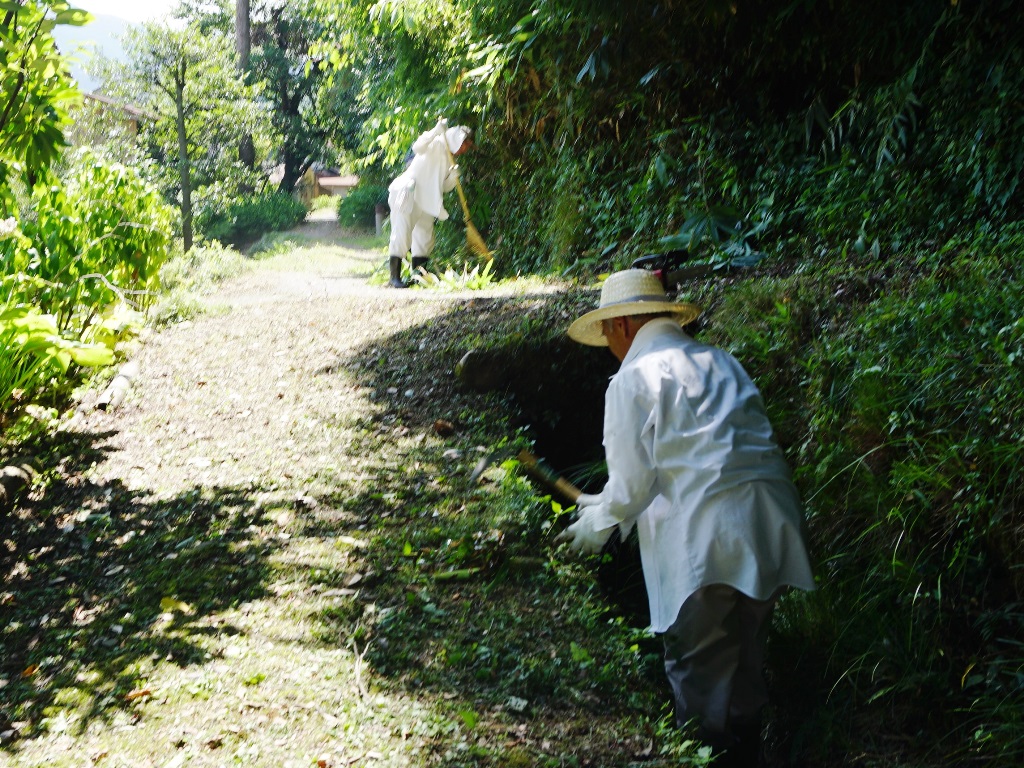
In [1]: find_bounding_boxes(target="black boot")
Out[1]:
[411,256,428,280]
[388,256,407,288]
[696,720,764,768]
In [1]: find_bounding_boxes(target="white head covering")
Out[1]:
[445,126,471,154]
[567,269,702,346]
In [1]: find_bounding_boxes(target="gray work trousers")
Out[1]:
[661,584,777,736]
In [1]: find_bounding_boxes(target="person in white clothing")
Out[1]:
[557,268,816,765]
[386,118,473,288]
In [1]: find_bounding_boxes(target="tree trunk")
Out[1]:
[236,0,255,170]
[235,0,251,69]
[174,62,193,252]
[281,153,303,194]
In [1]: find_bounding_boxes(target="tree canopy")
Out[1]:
[0,0,88,206]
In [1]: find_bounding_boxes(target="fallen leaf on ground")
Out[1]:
[338,535,368,549]
[160,597,193,615]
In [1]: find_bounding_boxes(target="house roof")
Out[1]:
[318,175,360,188]
[83,92,159,122]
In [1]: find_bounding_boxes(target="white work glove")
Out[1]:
[554,496,614,554]
[443,164,460,193]
[434,117,448,138]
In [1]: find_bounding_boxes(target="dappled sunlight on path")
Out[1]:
[3,209,655,768]
[2,221,486,767]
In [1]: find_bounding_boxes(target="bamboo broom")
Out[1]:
[517,450,582,504]
[445,145,492,260]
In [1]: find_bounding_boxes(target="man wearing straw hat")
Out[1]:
[386,118,473,288]
[557,268,816,765]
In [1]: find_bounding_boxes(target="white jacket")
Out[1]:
[388,126,460,221]
[586,318,816,631]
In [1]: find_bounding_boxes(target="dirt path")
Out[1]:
[3,214,678,768]
[81,221,443,494]
[3,216,515,766]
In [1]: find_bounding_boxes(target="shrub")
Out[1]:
[230,192,307,240]
[336,182,387,228]
[707,229,1024,762]
[0,303,113,428]
[3,149,174,339]
[0,150,169,428]
[194,191,307,246]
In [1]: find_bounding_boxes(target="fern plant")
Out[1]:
[412,259,495,291]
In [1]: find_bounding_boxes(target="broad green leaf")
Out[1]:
[9,313,59,334]
[570,642,593,665]
[54,9,92,26]
[63,343,114,367]
[53,348,72,373]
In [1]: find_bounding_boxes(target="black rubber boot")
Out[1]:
[388,256,407,288]
[696,720,764,768]
[411,256,428,279]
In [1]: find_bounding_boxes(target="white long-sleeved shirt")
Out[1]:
[388,127,458,221]
[586,317,816,632]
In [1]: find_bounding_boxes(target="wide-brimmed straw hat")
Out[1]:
[567,269,702,347]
